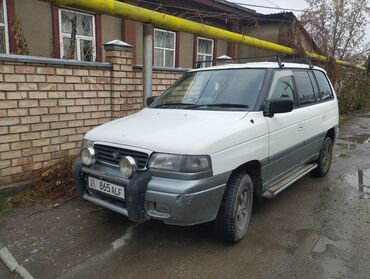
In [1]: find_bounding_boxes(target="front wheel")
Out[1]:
[312,137,333,177]
[215,172,253,243]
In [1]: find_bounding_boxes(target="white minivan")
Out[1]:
[73,62,339,242]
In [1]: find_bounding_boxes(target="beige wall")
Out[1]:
[101,15,122,61]
[12,1,303,66]
[135,22,143,65]
[179,32,193,68]
[238,24,280,58]
[14,0,53,57]
[217,40,228,57]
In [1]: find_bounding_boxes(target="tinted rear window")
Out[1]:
[294,71,316,105]
[314,71,333,101]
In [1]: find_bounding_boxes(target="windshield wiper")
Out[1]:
[185,103,249,110]
[152,103,195,108]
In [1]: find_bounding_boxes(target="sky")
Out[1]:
[228,0,370,48]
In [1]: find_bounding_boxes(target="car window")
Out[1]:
[202,69,265,106]
[151,69,266,110]
[308,71,320,100]
[269,71,295,101]
[314,70,333,101]
[164,71,212,104]
[294,70,316,105]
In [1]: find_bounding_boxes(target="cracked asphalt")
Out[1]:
[0,112,369,279]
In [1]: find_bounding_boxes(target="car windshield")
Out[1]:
[150,68,266,110]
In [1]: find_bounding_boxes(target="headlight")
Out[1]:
[81,147,95,166]
[81,139,93,150]
[119,156,137,178]
[148,153,211,173]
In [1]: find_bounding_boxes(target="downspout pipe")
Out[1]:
[41,0,367,71]
[143,24,153,104]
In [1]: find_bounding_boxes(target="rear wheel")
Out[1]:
[312,137,333,177]
[215,171,253,243]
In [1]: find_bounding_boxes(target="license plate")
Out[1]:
[88,177,125,200]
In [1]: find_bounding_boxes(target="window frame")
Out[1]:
[0,0,9,54]
[58,8,96,62]
[196,37,214,68]
[153,28,176,68]
[293,69,317,107]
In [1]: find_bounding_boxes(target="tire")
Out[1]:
[215,171,253,243]
[312,137,333,177]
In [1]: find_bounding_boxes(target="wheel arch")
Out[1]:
[228,160,263,204]
[326,127,335,143]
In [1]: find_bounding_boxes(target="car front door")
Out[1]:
[263,70,305,185]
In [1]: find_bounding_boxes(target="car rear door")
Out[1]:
[293,69,321,160]
[264,69,305,184]
[295,69,337,161]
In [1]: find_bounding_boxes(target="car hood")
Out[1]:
[85,108,249,154]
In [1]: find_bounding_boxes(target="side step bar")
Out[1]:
[262,163,318,198]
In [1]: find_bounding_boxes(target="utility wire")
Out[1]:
[264,0,280,9]
[134,0,294,23]
[228,2,305,12]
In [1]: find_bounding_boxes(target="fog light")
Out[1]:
[119,156,137,178]
[155,202,171,214]
[81,147,95,166]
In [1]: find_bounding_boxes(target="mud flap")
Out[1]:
[126,171,152,223]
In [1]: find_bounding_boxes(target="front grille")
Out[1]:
[94,144,149,170]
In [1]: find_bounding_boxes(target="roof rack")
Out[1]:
[275,55,285,68]
[194,54,317,69]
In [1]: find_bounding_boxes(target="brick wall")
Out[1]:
[0,43,185,186]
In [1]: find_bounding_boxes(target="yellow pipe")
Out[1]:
[42,0,367,71]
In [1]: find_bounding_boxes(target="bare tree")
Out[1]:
[301,0,370,60]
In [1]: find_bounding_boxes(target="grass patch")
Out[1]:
[339,98,370,127]
[0,197,14,217]
[339,114,353,126]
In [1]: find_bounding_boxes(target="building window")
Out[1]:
[197,37,214,68]
[59,9,95,61]
[0,0,9,54]
[154,28,176,68]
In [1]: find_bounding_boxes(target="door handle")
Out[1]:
[323,114,327,121]
[298,124,303,131]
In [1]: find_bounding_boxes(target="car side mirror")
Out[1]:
[146,96,157,107]
[264,99,293,117]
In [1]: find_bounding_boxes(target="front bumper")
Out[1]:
[73,159,230,226]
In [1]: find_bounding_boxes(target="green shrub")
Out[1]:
[336,73,370,114]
